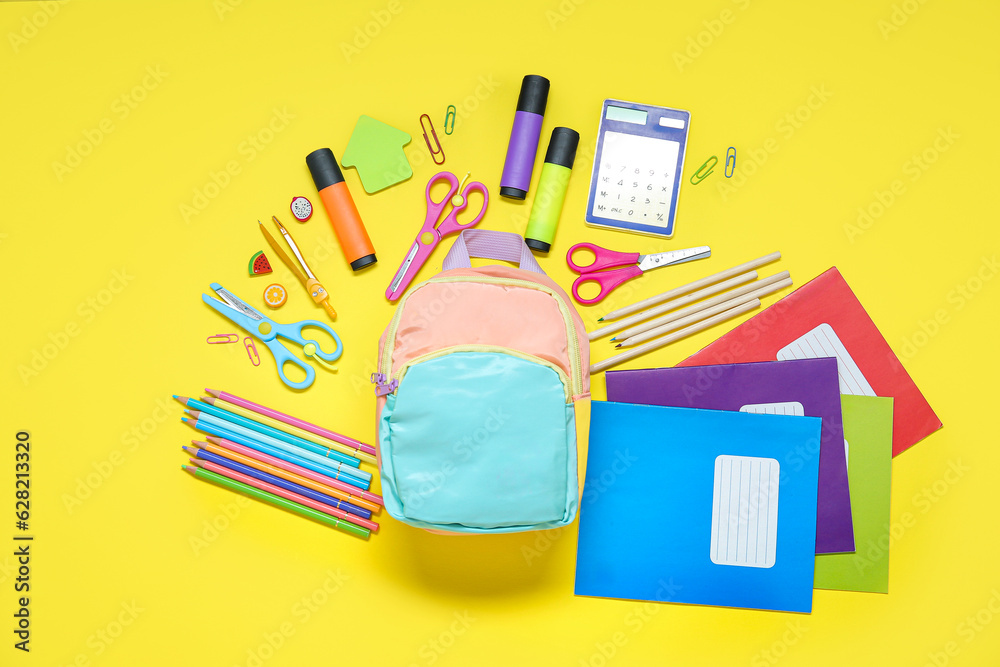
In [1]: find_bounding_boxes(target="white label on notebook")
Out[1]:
[844,439,850,472]
[739,401,805,417]
[711,455,780,569]
[776,323,876,396]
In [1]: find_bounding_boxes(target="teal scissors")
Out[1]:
[202,282,342,390]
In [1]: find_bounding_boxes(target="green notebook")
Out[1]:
[814,395,894,593]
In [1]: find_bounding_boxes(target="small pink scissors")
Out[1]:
[566,243,711,305]
[386,171,489,301]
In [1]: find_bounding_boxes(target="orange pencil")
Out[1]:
[191,436,382,513]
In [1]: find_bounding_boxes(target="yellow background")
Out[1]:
[2,0,998,665]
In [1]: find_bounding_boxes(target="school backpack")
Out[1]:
[373,229,590,534]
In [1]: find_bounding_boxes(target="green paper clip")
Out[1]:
[690,155,718,185]
[444,105,456,135]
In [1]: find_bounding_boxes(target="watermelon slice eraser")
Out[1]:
[249,251,273,275]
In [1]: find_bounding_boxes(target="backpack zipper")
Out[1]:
[377,276,584,396]
[384,344,572,402]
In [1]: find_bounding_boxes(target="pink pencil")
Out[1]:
[189,459,379,533]
[206,388,377,457]
[205,436,383,507]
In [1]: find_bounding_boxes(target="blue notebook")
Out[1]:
[575,401,822,613]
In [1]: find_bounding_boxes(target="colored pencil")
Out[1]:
[184,445,373,520]
[185,411,371,487]
[615,275,793,347]
[182,465,369,539]
[174,395,362,468]
[588,272,757,341]
[182,417,370,491]
[199,395,376,465]
[204,436,382,509]
[590,300,761,374]
[205,388,376,457]
[598,251,781,321]
[188,459,378,533]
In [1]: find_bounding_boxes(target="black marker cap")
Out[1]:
[525,238,551,253]
[516,75,550,116]
[499,186,528,199]
[305,148,345,190]
[350,253,377,271]
[544,127,579,169]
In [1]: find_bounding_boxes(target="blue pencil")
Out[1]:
[173,395,361,468]
[182,446,372,520]
[181,417,371,491]
[186,410,371,487]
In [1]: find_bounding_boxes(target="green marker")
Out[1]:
[525,127,580,253]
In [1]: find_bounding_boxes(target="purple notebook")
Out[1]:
[606,358,854,554]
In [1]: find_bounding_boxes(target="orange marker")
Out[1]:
[305,148,376,271]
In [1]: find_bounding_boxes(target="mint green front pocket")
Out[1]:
[379,350,577,533]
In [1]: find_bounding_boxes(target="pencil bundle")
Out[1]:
[589,252,792,373]
[176,389,381,539]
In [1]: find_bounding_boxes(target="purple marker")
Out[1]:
[499,75,550,200]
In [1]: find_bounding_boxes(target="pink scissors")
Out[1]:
[566,242,711,305]
[386,171,489,301]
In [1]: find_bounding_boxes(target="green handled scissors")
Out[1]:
[202,282,342,390]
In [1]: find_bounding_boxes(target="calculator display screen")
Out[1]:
[590,131,679,229]
[606,105,648,125]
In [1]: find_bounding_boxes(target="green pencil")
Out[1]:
[182,465,370,540]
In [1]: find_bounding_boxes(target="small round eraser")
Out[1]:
[263,283,287,308]
[290,196,313,222]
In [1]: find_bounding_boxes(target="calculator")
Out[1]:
[585,99,691,238]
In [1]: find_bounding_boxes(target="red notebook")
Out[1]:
[679,267,941,456]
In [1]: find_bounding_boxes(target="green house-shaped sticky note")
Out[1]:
[341,115,412,194]
[814,395,894,593]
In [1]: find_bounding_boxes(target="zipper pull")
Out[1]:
[370,373,398,397]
